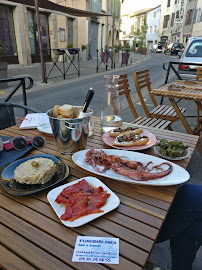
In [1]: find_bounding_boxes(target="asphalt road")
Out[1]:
[6,53,176,115]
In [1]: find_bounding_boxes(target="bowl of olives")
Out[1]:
[154,139,190,160]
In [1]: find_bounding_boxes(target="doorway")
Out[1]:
[27,10,50,63]
[89,21,98,58]
[67,18,74,45]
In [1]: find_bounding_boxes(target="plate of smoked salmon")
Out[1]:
[47,176,120,227]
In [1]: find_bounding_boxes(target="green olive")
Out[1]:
[31,161,39,168]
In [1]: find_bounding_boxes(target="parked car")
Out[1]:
[150,44,163,53]
[178,37,202,80]
[164,43,184,55]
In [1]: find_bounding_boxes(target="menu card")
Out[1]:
[72,236,119,264]
[19,113,49,129]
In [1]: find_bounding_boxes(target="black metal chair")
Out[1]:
[0,102,41,130]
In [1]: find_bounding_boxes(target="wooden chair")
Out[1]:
[118,74,172,129]
[133,69,186,129]
[0,102,41,130]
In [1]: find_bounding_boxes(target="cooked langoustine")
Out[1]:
[85,149,173,181]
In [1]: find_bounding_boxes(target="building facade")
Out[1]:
[146,5,161,50]
[0,0,121,65]
[158,0,188,45]
[192,0,202,37]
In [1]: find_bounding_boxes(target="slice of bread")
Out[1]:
[53,105,60,118]
[58,104,74,118]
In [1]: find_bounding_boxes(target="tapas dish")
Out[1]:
[47,176,120,227]
[72,149,190,186]
[102,129,156,150]
[154,139,190,161]
[0,154,70,195]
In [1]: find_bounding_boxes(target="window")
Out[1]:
[163,15,170,28]
[200,9,202,22]
[167,0,170,7]
[59,28,66,42]
[175,0,177,3]
[153,11,156,18]
[185,9,194,25]
[171,13,175,26]
[149,26,152,33]
[176,11,179,19]
[193,9,198,23]
[154,26,157,33]
[185,40,202,57]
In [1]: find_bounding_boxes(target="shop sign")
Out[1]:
[174,0,184,24]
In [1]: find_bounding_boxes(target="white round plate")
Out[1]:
[154,145,190,161]
[37,123,53,135]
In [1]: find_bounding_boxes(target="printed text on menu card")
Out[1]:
[72,236,119,264]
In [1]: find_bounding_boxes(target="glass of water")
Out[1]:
[101,75,122,133]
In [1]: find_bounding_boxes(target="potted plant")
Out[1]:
[102,45,109,64]
[0,41,8,88]
[122,44,130,65]
[81,44,87,61]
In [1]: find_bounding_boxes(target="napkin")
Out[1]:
[0,135,33,168]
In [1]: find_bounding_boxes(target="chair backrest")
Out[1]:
[196,67,202,81]
[118,74,139,119]
[133,69,158,117]
[0,102,41,130]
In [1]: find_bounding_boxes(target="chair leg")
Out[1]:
[144,260,153,270]
[167,125,173,131]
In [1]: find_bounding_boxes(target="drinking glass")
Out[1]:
[101,75,122,133]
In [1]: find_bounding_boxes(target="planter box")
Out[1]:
[138,48,147,55]
[0,62,8,89]
[82,50,87,61]
[101,52,109,64]
[122,53,130,65]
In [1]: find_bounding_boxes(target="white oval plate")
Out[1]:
[47,176,120,227]
[154,145,190,161]
[72,149,190,186]
[37,123,53,135]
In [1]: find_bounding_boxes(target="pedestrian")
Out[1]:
[155,184,202,270]
[135,42,138,53]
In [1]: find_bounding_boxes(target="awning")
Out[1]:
[8,0,111,17]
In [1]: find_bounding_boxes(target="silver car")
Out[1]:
[178,37,202,80]
[150,44,163,53]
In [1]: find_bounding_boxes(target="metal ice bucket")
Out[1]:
[47,106,93,154]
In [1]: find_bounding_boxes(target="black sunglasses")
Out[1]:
[4,136,45,151]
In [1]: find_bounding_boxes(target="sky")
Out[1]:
[121,0,161,15]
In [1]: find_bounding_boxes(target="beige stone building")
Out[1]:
[0,0,121,65]
[192,0,202,37]
[158,0,188,45]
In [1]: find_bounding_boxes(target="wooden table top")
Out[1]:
[151,80,202,101]
[0,118,199,270]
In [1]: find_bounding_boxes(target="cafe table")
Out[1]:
[0,117,199,270]
[150,80,202,154]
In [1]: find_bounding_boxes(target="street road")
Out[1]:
[8,53,177,119]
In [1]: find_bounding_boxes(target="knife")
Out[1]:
[83,88,94,113]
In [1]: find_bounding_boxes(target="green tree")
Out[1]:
[134,19,148,48]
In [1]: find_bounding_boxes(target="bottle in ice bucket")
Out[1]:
[101,75,122,133]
